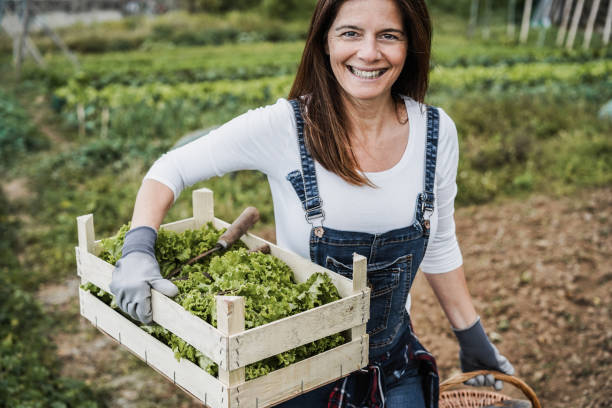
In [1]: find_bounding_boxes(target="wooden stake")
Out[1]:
[583,0,602,49]
[15,0,30,79]
[566,0,585,49]
[520,0,534,43]
[556,0,575,46]
[101,107,109,139]
[77,103,85,137]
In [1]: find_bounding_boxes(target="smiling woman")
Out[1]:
[326,0,408,102]
[289,0,432,184]
[108,0,515,407]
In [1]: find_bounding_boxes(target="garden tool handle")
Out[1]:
[248,244,271,254]
[218,206,260,248]
[440,370,541,408]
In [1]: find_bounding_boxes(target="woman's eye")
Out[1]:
[341,31,359,38]
[381,33,400,40]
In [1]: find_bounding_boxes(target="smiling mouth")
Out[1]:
[347,65,388,79]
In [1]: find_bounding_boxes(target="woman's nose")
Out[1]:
[357,36,380,61]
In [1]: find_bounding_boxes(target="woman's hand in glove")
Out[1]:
[109,226,179,324]
[453,316,515,391]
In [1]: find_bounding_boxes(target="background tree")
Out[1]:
[566,0,585,49]
[556,0,575,45]
[604,0,612,45]
[520,0,534,43]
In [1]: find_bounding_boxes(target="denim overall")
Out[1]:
[276,100,440,408]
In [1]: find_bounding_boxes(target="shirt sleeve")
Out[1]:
[144,98,294,202]
[420,108,463,274]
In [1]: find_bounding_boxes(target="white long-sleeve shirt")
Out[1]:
[146,96,463,278]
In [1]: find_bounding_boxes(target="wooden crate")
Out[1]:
[76,188,370,408]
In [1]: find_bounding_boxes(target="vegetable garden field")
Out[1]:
[0,4,610,408]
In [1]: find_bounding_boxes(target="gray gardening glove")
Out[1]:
[109,226,179,324]
[453,316,515,391]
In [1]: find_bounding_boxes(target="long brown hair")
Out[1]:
[289,0,432,186]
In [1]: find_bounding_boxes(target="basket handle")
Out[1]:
[440,370,541,408]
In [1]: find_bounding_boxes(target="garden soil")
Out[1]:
[34,188,612,408]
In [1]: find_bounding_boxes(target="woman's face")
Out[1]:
[326,0,407,104]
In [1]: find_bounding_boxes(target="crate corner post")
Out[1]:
[216,295,246,408]
[350,253,368,344]
[193,188,214,228]
[77,213,95,253]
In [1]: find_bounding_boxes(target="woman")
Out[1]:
[109,0,514,407]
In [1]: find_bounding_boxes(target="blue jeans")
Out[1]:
[274,365,425,408]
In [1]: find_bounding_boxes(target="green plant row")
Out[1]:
[52,60,611,117]
[430,59,612,92]
[53,75,295,115]
[89,222,345,380]
[21,37,611,90]
[24,42,303,90]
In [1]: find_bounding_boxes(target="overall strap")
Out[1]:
[416,106,440,236]
[287,99,325,224]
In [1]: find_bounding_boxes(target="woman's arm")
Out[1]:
[131,179,175,230]
[424,264,477,330]
[426,265,515,390]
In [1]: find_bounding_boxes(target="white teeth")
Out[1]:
[349,66,386,79]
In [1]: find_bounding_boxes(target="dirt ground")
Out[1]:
[34,188,612,408]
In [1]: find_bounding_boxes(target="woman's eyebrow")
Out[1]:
[381,28,405,35]
[334,25,405,35]
[334,25,362,31]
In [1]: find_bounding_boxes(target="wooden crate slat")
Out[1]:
[76,247,113,292]
[79,288,225,408]
[212,218,354,298]
[229,290,369,369]
[76,247,228,369]
[151,290,228,369]
[160,217,196,233]
[231,334,369,408]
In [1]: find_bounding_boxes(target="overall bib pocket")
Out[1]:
[325,255,412,338]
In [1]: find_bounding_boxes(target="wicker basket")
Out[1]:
[439,370,541,408]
